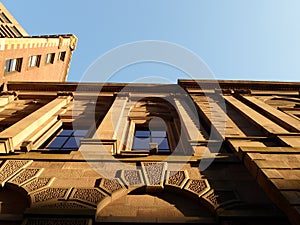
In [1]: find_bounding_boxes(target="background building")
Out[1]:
[0,2,77,84]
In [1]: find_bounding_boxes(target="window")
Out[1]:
[28,55,41,68]
[5,58,22,73]
[45,53,55,64]
[46,129,88,150]
[58,51,66,61]
[0,13,11,23]
[132,128,170,153]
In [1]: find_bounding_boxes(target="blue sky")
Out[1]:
[2,0,300,83]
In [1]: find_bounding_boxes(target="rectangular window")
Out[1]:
[0,13,11,23]
[58,51,66,61]
[132,128,170,153]
[5,58,22,73]
[45,53,55,64]
[46,129,88,150]
[28,55,41,68]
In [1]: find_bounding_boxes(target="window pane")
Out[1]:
[152,137,169,150]
[73,130,88,137]
[58,129,74,136]
[135,130,150,137]
[151,131,166,137]
[10,58,16,71]
[47,136,68,149]
[62,137,80,149]
[5,59,11,72]
[132,137,150,150]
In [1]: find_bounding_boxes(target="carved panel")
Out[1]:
[202,189,240,210]
[22,177,53,193]
[98,178,127,200]
[22,218,92,225]
[69,188,108,206]
[165,170,189,189]
[120,169,145,189]
[141,162,167,191]
[8,168,42,186]
[0,160,32,186]
[34,201,94,209]
[31,187,70,203]
[184,179,210,197]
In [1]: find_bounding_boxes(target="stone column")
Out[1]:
[224,95,289,135]
[92,95,129,155]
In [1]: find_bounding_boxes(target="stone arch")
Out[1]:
[94,162,241,220]
[128,97,182,153]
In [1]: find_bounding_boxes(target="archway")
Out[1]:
[96,190,215,223]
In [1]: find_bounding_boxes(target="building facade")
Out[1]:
[0,80,299,225]
[0,3,77,84]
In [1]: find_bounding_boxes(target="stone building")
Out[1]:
[0,3,77,84]
[1,3,300,225]
[0,80,299,225]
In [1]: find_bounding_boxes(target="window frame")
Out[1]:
[132,126,171,154]
[5,58,22,73]
[58,51,66,61]
[45,53,55,64]
[43,128,88,151]
[28,55,41,68]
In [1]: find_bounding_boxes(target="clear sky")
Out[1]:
[2,0,300,83]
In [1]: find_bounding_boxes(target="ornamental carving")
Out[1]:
[184,179,210,197]
[0,160,32,185]
[120,169,144,187]
[165,170,189,189]
[8,168,41,186]
[141,162,167,190]
[31,188,69,203]
[23,218,91,225]
[69,188,107,206]
[22,177,53,193]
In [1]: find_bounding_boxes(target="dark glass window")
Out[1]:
[45,53,55,64]
[5,58,22,72]
[132,128,170,153]
[46,129,88,150]
[28,55,41,68]
[58,51,66,61]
